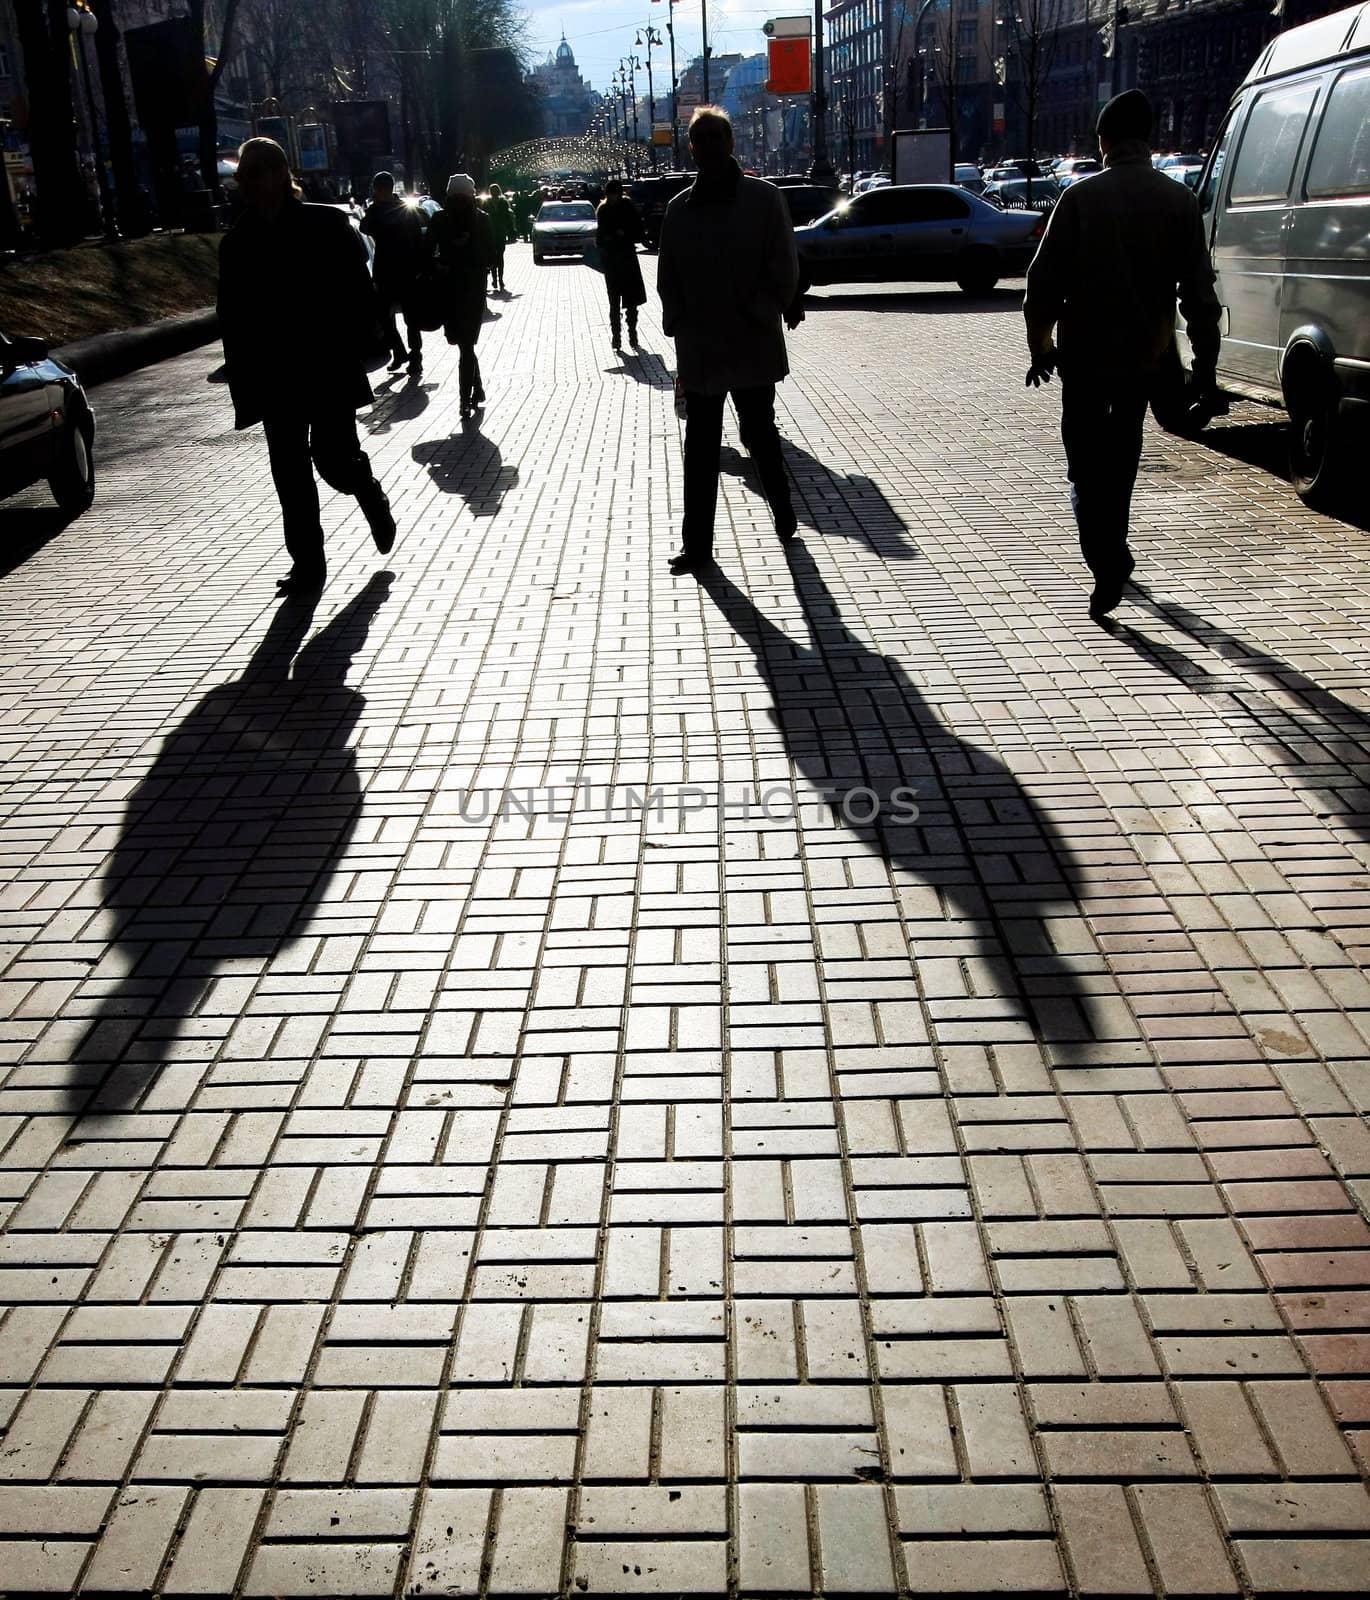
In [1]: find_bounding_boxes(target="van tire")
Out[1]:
[1290,390,1351,512]
[49,416,95,517]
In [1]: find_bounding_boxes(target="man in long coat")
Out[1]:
[657,106,800,575]
[218,138,396,598]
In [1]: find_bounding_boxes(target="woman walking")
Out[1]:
[595,179,646,351]
[429,172,495,418]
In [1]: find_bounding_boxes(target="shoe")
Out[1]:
[776,509,798,544]
[359,483,396,555]
[668,550,715,576]
[1088,554,1135,620]
[276,568,324,598]
[387,354,406,372]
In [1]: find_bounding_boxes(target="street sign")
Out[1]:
[766,37,811,94]
[652,124,673,146]
[763,16,811,36]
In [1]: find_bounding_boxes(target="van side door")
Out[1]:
[1284,62,1370,377]
[1214,78,1320,392]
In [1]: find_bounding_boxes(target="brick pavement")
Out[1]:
[1,244,1368,1596]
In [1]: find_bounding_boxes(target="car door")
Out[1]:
[0,338,57,498]
[1214,78,1320,389]
[824,193,887,280]
[890,187,974,279]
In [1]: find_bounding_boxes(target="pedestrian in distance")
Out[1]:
[360,170,426,377]
[1023,88,1221,621]
[596,178,646,351]
[485,183,514,292]
[657,105,802,576]
[428,172,495,420]
[217,137,396,601]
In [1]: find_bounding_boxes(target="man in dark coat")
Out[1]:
[596,178,646,350]
[360,169,425,375]
[485,183,515,291]
[218,137,396,599]
[1024,89,1222,619]
[657,106,801,576]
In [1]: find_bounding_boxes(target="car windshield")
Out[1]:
[539,203,594,221]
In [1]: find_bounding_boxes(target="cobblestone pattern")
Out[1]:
[0,248,1367,1596]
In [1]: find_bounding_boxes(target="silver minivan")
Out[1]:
[1196,1,1370,508]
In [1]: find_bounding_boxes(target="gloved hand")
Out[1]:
[1188,363,1224,422]
[1025,349,1057,388]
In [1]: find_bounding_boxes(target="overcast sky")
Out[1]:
[523,0,785,97]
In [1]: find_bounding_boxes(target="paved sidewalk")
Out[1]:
[1,245,1368,1597]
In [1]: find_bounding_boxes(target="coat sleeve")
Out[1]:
[1023,189,1079,356]
[1176,196,1221,373]
[656,205,684,337]
[747,186,798,325]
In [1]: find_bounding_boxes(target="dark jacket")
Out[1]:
[360,194,424,299]
[595,196,646,306]
[217,197,377,429]
[657,159,798,394]
[427,203,495,345]
[1024,141,1222,378]
[485,196,515,247]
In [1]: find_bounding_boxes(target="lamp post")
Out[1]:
[809,0,835,180]
[638,26,662,170]
[666,5,681,166]
[66,1,118,238]
[626,53,643,171]
[701,0,711,101]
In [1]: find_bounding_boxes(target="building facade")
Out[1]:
[528,36,597,139]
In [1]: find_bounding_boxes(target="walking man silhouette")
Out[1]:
[1023,89,1221,619]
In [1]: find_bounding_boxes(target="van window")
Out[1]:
[1227,83,1318,204]
[1199,110,1235,213]
[1305,65,1370,198]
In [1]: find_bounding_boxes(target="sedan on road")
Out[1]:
[0,331,96,516]
[795,184,1045,295]
[532,200,597,264]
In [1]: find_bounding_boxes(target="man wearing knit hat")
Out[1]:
[1023,87,1222,620]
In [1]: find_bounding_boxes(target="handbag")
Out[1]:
[407,268,447,333]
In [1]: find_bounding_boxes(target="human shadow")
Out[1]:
[1106,579,1370,853]
[606,348,672,389]
[719,441,918,561]
[699,546,1101,1049]
[69,573,393,1114]
[412,420,519,517]
[0,505,74,579]
[365,374,437,435]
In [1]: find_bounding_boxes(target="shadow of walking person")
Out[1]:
[699,547,1103,1053]
[412,420,519,518]
[69,573,394,1115]
[719,441,918,561]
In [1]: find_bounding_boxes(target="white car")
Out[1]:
[532,200,597,264]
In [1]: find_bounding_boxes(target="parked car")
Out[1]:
[954,163,987,194]
[854,173,893,195]
[989,158,1052,179]
[983,176,1063,212]
[0,331,95,516]
[531,199,597,263]
[1053,157,1101,187]
[630,174,694,250]
[795,183,1044,294]
[778,184,845,226]
[1155,152,1205,170]
[1179,0,1370,508]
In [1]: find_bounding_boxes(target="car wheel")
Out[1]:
[48,415,95,516]
[533,250,543,264]
[1290,387,1351,512]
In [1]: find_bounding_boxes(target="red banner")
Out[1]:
[766,37,811,94]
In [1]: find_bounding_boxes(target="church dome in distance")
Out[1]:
[556,34,575,65]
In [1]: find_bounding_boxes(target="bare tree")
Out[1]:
[924,0,972,167]
[1000,0,1067,194]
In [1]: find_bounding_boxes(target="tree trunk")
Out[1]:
[88,0,144,233]
[14,0,90,245]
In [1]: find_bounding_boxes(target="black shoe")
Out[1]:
[359,483,396,555]
[1088,554,1135,620]
[776,509,799,544]
[387,354,406,372]
[668,550,715,576]
[276,568,324,598]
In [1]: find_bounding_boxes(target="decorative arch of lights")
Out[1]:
[488,135,633,181]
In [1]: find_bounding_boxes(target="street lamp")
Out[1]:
[626,53,643,169]
[637,26,663,170]
[66,1,119,238]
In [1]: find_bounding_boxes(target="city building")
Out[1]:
[527,35,598,138]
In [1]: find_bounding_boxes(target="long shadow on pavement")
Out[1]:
[720,441,918,561]
[700,544,1099,1050]
[69,573,393,1114]
[413,418,519,518]
[0,505,75,579]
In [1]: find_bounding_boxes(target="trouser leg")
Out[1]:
[459,344,477,405]
[1061,374,1146,579]
[681,391,727,558]
[733,384,794,533]
[626,297,638,342]
[403,312,422,363]
[262,412,325,578]
[607,283,622,344]
[308,407,377,500]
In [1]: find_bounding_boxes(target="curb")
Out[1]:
[53,306,220,389]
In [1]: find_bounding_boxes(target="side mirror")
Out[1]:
[1,334,48,372]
